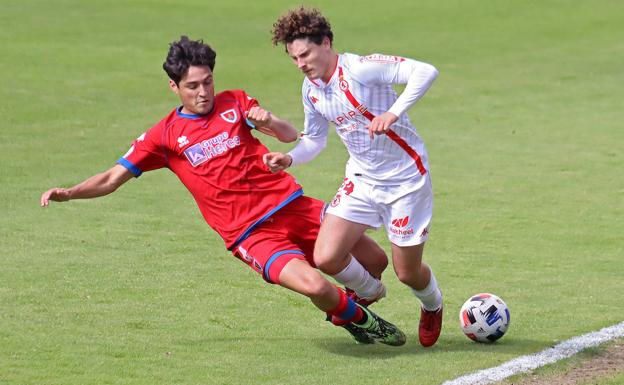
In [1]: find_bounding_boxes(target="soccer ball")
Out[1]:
[459,293,510,343]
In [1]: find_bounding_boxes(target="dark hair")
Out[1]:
[163,36,216,84]
[271,6,333,48]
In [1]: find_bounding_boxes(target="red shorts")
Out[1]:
[231,196,326,284]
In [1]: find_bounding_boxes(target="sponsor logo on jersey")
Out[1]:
[333,109,362,126]
[177,135,189,148]
[183,131,241,167]
[310,95,319,104]
[361,54,406,63]
[219,109,238,123]
[348,123,363,133]
[183,143,208,167]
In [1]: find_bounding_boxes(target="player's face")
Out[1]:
[287,37,335,82]
[169,65,215,115]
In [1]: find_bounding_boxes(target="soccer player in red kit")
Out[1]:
[40,36,404,345]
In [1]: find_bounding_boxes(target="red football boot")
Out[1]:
[419,306,443,347]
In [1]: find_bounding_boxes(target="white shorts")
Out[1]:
[325,173,433,246]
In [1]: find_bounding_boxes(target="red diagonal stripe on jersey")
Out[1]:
[386,131,427,175]
[338,67,427,176]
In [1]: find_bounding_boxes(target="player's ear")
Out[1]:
[169,79,179,95]
[322,36,332,49]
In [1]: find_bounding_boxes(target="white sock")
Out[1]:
[332,256,385,300]
[411,270,442,311]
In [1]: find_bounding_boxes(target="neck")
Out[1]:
[321,53,339,83]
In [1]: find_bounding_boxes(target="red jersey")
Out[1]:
[118,89,303,249]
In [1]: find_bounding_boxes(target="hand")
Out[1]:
[367,112,398,140]
[246,106,273,128]
[40,188,71,207]
[263,152,292,173]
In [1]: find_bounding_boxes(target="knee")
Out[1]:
[395,266,420,287]
[298,271,334,298]
[315,257,339,275]
[314,246,348,275]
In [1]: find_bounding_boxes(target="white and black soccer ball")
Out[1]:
[459,293,510,343]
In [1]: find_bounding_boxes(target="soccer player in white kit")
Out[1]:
[268,7,444,347]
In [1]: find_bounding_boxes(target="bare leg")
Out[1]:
[349,233,388,279]
[278,258,340,311]
[391,242,430,290]
[391,241,442,347]
[314,213,369,274]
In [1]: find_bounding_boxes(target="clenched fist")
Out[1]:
[263,152,292,173]
[246,106,273,128]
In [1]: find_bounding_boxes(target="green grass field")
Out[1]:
[1,1,623,384]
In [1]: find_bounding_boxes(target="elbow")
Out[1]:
[429,65,439,81]
[105,171,131,195]
[284,133,299,143]
[280,131,299,143]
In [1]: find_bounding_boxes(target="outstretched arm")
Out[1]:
[263,134,327,173]
[41,164,134,207]
[246,106,298,143]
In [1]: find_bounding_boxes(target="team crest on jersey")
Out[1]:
[339,79,349,92]
[219,109,238,123]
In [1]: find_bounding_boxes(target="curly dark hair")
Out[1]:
[271,6,333,48]
[163,36,216,84]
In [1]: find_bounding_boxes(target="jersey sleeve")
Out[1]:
[238,90,260,129]
[351,53,439,117]
[301,82,329,139]
[286,82,330,166]
[117,124,168,177]
[287,133,327,166]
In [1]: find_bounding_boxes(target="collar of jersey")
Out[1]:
[308,54,341,89]
[176,106,209,120]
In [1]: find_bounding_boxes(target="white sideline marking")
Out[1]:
[443,321,624,385]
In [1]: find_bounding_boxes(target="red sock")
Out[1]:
[326,287,364,325]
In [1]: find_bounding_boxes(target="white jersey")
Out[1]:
[300,52,438,185]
